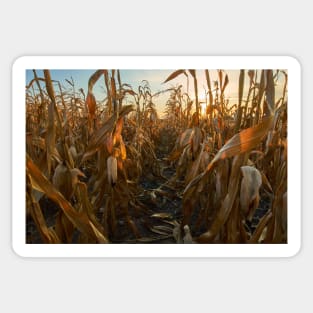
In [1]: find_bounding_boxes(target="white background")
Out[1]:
[1,1,309,312]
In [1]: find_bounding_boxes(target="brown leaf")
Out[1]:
[114,115,123,143]
[215,116,272,160]
[197,155,244,243]
[188,70,196,78]
[81,105,134,163]
[184,116,273,194]
[88,70,106,93]
[123,89,137,96]
[27,154,108,243]
[248,211,273,243]
[185,143,204,184]
[221,74,229,93]
[215,159,230,206]
[86,92,96,117]
[106,133,114,154]
[120,138,127,160]
[248,70,255,85]
[150,225,173,236]
[179,128,193,148]
[163,70,186,84]
[27,178,60,243]
[151,213,172,219]
[191,127,202,157]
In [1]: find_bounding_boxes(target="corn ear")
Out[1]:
[107,156,118,186]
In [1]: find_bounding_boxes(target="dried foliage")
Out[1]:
[26,69,288,244]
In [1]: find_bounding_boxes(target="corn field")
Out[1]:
[26,69,287,244]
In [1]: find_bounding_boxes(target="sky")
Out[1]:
[26,69,287,115]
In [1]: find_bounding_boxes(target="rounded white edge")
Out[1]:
[11,55,301,258]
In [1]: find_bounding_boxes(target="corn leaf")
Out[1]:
[26,154,108,243]
[184,116,273,194]
[163,70,186,84]
[81,105,134,163]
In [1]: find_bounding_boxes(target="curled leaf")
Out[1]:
[163,70,186,84]
[184,116,273,194]
[81,105,134,163]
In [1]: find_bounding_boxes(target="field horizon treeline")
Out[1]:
[26,69,287,244]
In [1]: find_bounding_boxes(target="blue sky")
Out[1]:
[26,69,286,115]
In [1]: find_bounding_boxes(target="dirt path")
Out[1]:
[108,152,182,243]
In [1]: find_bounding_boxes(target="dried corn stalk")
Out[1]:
[27,154,108,243]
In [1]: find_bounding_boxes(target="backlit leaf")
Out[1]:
[163,70,186,84]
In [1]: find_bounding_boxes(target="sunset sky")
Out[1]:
[26,69,287,115]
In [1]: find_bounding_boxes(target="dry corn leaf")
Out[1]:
[163,70,186,84]
[184,116,273,194]
[150,225,172,236]
[180,128,193,148]
[88,70,106,93]
[169,129,193,162]
[81,105,134,163]
[120,138,127,160]
[215,159,230,205]
[217,116,273,161]
[261,172,273,193]
[151,212,172,219]
[197,155,244,243]
[191,127,202,157]
[221,74,229,94]
[27,154,108,243]
[69,145,77,163]
[58,212,74,243]
[248,70,255,85]
[199,150,210,171]
[126,218,140,239]
[114,117,123,143]
[248,211,273,243]
[188,70,196,78]
[185,143,204,184]
[27,179,60,243]
[106,133,114,154]
[31,137,46,150]
[86,92,96,118]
